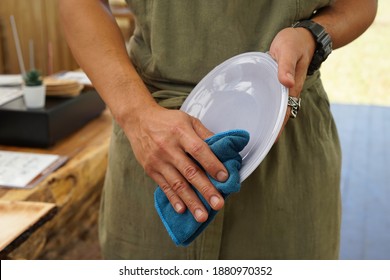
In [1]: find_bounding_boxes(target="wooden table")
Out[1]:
[0,201,57,258]
[0,109,112,259]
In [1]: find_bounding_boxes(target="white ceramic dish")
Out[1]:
[181,52,288,182]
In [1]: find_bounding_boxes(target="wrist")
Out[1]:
[292,20,333,75]
[293,27,317,59]
[105,79,159,131]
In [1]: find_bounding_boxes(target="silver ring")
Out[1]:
[287,96,301,118]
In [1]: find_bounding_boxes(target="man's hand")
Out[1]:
[122,104,228,223]
[268,26,316,138]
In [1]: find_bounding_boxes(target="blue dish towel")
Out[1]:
[154,129,250,246]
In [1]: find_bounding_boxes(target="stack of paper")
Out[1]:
[54,71,92,86]
[0,88,23,106]
[0,151,67,188]
[44,77,84,97]
[0,75,23,87]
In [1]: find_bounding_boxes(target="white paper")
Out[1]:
[55,71,92,86]
[0,88,23,106]
[0,151,67,188]
[0,75,23,86]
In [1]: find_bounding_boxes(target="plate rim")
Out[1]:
[181,51,288,182]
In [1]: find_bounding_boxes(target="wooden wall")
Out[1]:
[0,0,79,75]
[0,22,4,73]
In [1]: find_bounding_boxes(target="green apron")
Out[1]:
[99,0,341,259]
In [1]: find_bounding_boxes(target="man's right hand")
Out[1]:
[122,104,229,223]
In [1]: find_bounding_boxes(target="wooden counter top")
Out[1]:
[0,201,57,258]
[0,109,112,259]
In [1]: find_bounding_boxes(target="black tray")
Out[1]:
[0,90,106,147]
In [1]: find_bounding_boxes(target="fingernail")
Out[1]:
[174,203,184,213]
[210,195,220,208]
[195,209,204,221]
[217,171,228,182]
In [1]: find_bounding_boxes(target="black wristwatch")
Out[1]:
[293,20,332,75]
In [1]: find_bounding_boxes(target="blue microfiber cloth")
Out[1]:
[154,129,250,246]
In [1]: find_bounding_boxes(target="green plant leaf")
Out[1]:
[24,69,43,86]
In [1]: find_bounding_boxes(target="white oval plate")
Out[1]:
[181,52,288,182]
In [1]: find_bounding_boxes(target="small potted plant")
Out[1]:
[23,69,46,109]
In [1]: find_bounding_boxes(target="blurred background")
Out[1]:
[0,0,388,259]
[322,1,389,106]
[322,1,390,260]
[0,0,133,75]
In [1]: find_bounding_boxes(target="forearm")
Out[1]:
[312,0,378,49]
[59,0,157,127]
[60,1,230,222]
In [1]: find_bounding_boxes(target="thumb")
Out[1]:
[268,50,296,89]
[277,54,296,89]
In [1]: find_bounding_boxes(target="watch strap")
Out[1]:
[293,20,332,75]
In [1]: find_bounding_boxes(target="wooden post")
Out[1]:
[0,18,4,74]
[0,0,79,75]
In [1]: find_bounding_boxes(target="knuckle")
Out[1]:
[166,191,177,203]
[142,157,159,175]
[143,163,155,176]
[160,183,171,193]
[198,184,214,197]
[171,180,187,193]
[202,160,217,173]
[154,137,168,152]
[183,164,200,181]
[191,117,201,127]
[184,198,197,211]
[188,141,206,156]
[170,124,184,137]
